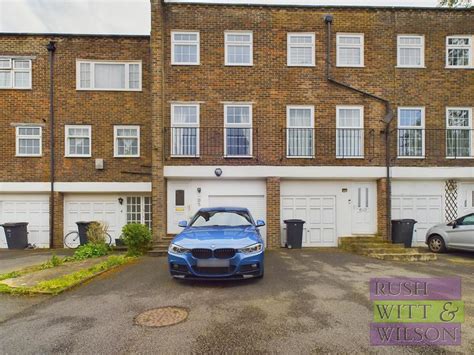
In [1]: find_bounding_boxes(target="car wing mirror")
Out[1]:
[452,221,458,229]
[178,220,188,228]
[256,220,265,228]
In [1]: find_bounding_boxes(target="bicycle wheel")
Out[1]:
[104,232,113,246]
[64,231,81,249]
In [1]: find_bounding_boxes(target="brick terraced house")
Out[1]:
[0,0,473,249]
[0,35,152,247]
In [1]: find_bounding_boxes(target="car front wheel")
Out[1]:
[428,235,446,253]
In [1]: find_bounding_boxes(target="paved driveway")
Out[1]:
[0,249,74,274]
[0,249,473,354]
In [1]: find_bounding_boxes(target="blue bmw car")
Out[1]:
[168,207,265,280]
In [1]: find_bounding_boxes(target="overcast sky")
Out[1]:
[0,0,444,35]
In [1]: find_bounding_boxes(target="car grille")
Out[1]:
[193,266,236,275]
[214,248,236,259]
[191,248,213,259]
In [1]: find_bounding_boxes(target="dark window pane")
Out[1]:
[175,190,185,206]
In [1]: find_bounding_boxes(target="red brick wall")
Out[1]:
[150,0,167,240]
[0,35,152,183]
[157,3,473,168]
[266,177,281,248]
[377,178,389,240]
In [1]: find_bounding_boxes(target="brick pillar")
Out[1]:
[150,0,166,242]
[51,191,64,248]
[376,178,389,240]
[152,172,167,242]
[266,177,281,249]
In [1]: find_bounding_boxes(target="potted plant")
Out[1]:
[115,236,126,247]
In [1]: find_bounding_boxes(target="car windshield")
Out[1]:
[190,210,254,227]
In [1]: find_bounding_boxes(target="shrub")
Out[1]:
[41,254,65,269]
[121,223,152,256]
[86,222,108,244]
[73,243,110,260]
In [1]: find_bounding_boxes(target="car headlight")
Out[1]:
[238,243,263,254]
[168,243,190,254]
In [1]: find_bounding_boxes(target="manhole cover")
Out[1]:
[134,306,188,327]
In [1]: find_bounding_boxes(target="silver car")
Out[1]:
[426,213,474,253]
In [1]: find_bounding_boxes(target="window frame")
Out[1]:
[0,58,32,90]
[170,103,200,157]
[287,33,316,67]
[446,107,473,159]
[114,125,140,158]
[224,31,254,66]
[15,126,42,157]
[335,105,365,159]
[75,60,142,91]
[397,35,425,68]
[64,125,92,158]
[336,33,365,68]
[224,103,253,158]
[126,196,152,230]
[286,105,315,158]
[171,31,200,66]
[446,35,473,69]
[397,107,426,159]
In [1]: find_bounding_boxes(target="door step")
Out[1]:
[148,236,173,257]
[369,253,437,262]
[339,235,437,262]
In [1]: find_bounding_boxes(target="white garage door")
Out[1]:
[281,196,336,247]
[64,197,123,246]
[392,196,443,245]
[0,196,50,248]
[208,195,266,243]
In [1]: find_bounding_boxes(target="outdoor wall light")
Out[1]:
[215,168,223,177]
[118,197,124,205]
[197,187,201,193]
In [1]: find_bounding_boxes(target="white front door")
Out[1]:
[351,183,373,234]
[461,185,474,216]
[169,184,189,234]
[281,196,336,247]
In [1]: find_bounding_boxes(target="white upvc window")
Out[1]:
[76,60,142,91]
[224,104,252,157]
[171,31,200,65]
[0,58,32,89]
[397,107,425,158]
[397,35,425,68]
[171,103,200,157]
[126,196,152,230]
[225,31,253,66]
[65,125,91,157]
[336,33,364,67]
[16,126,42,156]
[446,107,473,158]
[446,36,473,68]
[287,33,315,67]
[286,106,314,158]
[114,125,140,157]
[336,106,364,158]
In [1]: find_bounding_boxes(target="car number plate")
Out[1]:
[197,259,230,267]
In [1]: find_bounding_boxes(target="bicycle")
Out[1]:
[63,230,113,249]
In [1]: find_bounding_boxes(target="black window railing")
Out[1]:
[165,127,257,158]
[396,128,474,159]
[285,128,373,159]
